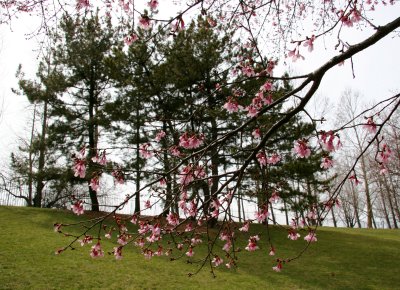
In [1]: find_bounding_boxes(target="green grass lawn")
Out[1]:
[0,206,399,289]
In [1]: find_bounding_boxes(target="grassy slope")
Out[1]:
[0,206,399,290]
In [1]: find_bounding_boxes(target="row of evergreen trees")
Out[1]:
[11,12,332,225]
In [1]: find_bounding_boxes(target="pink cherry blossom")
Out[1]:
[147,0,158,11]
[320,156,334,169]
[169,146,182,157]
[269,191,280,203]
[219,230,232,242]
[112,169,124,185]
[74,159,86,178]
[293,139,311,158]
[303,35,315,52]
[380,165,389,175]
[288,47,304,62]
[98,150,107,165]
[179,165,194,186]
[288,229,300,240]
[117,234,129,246]
[261,81,273,91]
[377,144,392,164]
[186,200,197,217]
[139,143,153,159]
[349,174,361,186]
[54,223,62,232]
[351,9,362,23]
[89,176,100,192]
[166,213,180,226]
[79,235,93,246]
[212,256,224,267]
[340,11,354,27]
[319,131,338,152]
[307,210,317,220]
[272,262,283,272]
[185,222,193,232]
[193,165,206,179]
[304,231,317,243]
[246,105,259,117]
[72,200,84,215]
[191,236,203,245]
[76,0,90,10]
[252,94,264,109]
[269,246,275,256]
[256,152,267,167]
[239,221,250,232]
[266,60,276,74]
[138,221,150,234]
[130,214,138,224]
[252,128,261,139]
[155,130,166,142]
[90,242,104,258]
[363,117,377,134]
[242,65,255,77]
[113,246,123,260]
[255,206,269,223]
[222,241,232,252]
[151,223,161,236]
[267,153,280,165]
[155,246,163,256]
[143,249,154,259]
[135,238,145,248]
[186,247,194,257]
[263,94,273,105]
[139,15,151,30]
[245,235,260,251]
[124,33,138,46]
[179,132,204,149]
[207,17,217,27]
[223,97,240,113]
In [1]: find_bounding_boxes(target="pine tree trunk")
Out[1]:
[34,100,48,208]
[134,106,141,214]
[87,83,99,212]
[27,104,37,207]
[162,121,172,216]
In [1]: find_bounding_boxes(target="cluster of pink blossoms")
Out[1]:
[364,117,377,134]
[245,235,260,251]
[73,146,86,178]
[222,97,240,113]
[256,152,281,167]
[90,242,104,258]
[179,132,204,149]
[139,143,153,159]
[255,205,269,223]
[293,139,311,158]
[304,231,318,243]
[124,33,138,46]
[76,0,90,10]
[71,200,84,215]
[377,143,392,174]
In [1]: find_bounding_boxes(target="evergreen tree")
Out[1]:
[45,12,119,211]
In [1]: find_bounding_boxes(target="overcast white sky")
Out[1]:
[1,4,399,165]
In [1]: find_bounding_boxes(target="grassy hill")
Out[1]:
[0,206,399,289]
